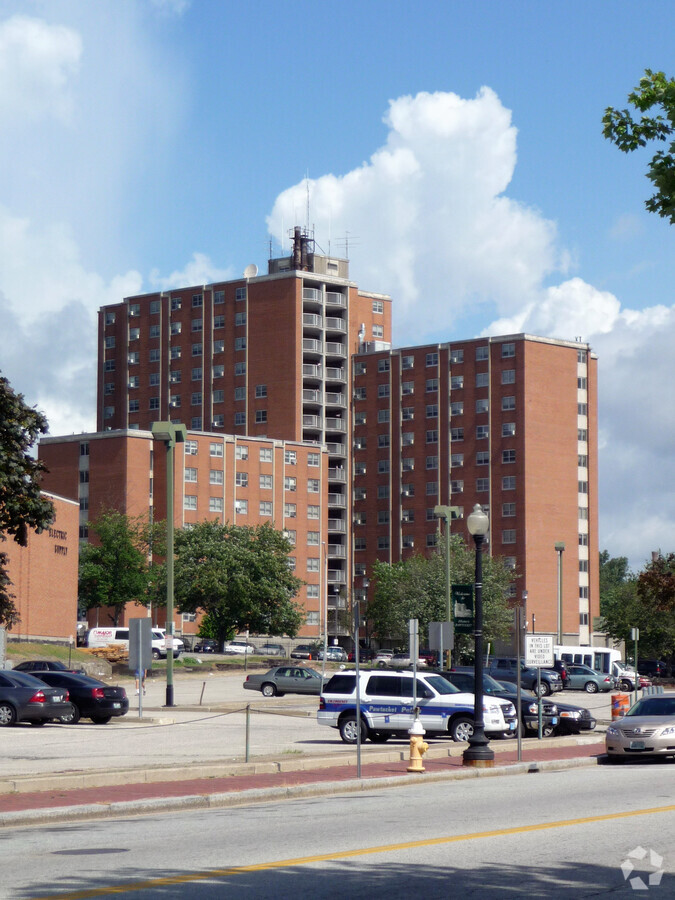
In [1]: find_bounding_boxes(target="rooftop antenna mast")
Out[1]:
[305,173,310,232]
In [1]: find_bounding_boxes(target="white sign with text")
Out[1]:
[525,634,554,668]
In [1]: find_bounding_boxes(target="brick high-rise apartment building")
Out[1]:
[351,335,599,643]
[95,229,391,632]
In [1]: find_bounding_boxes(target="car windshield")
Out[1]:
[425,675,460,694]
[4,670,48,687]
[628,697,675,717]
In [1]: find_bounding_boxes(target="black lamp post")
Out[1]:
[463,503,494,767]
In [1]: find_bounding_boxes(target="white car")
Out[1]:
[223,640,257,655]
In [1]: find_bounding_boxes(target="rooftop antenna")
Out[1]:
[305,173,311,232]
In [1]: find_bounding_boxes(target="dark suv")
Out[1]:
[637,659,670,678]
[487,658,563,696]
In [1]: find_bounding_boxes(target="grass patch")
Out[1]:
[6,641,91,665]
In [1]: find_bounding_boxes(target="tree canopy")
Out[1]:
[0,374,54,627]
[171,520,305,647]
[603,69,675,224]
[78,510,156,626]
[366,536,514,659]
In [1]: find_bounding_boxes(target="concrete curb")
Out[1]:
[0,753,602,828]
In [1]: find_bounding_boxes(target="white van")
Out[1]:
[86,627,184,659]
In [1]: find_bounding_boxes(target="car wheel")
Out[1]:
[585,681,599,694]
[339,715,367,744]
[533,682,549,697]
[377,660,387,668]
[261,683,277,697]
[542,723,556,738]
[450,716,474,742]
[152,649,161,660]
[59,705,80,725]
[0,703,17,726]
[620,679,633,692]
[91,716,111,724]
[369,731,391,743]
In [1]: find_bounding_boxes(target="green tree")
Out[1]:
[78,510,155,625]
[171,520,304,648]
[367,536,514,658]
[0,375,54,627]
[603,69,675,224]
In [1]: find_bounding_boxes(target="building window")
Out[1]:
[355,412,367,426]
[192,343,202,357]
[354,537,366,551]
[579,533,589,546]
[169,347,180,361]
[235,362,246,376]
[502,529,516,544]
[402,510,415,523]
[377,537,390,550]
[185,440,198,455]
[401,381,414,395]
[307,479,320,493]
[377,485,389,499]
[476,373,489,388]
[255,410,267,424]
[307,558,320,573]
[190,392,202,406]
[285,450,297,465]
[476,478,489,492]
[373,324,384,338]
[235,287,246,301]
[170,322,182,336]
[212,414,224,427]
[578,376,587,390]
[209,497,223,513]
[211,390,224,404]
[104,360,116,372]
[451,375,464,390]
[426,378,438,392]
[502,449,516,464]
[578,454,588,467]
[502,475,516,490]
[184,496,197,511]
[192,293,203,308]
[501,342,515,358]
[259,448,272,463]
[579,559,589,572]
[502,423,516,437]
[214,290,224,305]
[258,474,272,490]
[372,300,384,314]
[354,361,367,376]
[213,315,225,329]
[476,425,489,439]
[235,499,248,515]
[307,505,320,518]
[451,427,464,441]
[426,404,438,418]
[451,480,464,493]
[255,384,267,399]
[476,346,489,361]
[402,483,415,497]
[234,412,246,426]
[149,397,159,410]
[378,359,390,372]
[236,472,249,488]
[105,312,116,326]
[377,460,390,474]
[378,434,390,448]
[171,297,182,311]
[502,369,515,385]
[104,382,115,395]
[378,384,390,398]
[308,452,320,467]
[402,355,414,369]
[578,428,588,441]
[306,531,320,546]
[128,352,140,365]
[502,396,515,411]
[354,387,367,400]
[425,352,438,367]
[355,462,366,475]
[426,482,438,495]
[209,442,223,457]
[451,453,464,467]
[284,503,297,518]
[427,534,439,548]
[129,399,140,413]
[210,469,224,485]
[128,303,140,317]
[284,476,297,492]
[578,402,588,416]
[426,430,438,443]
[426,456,438,470]
[192,318,203,333]
[191,367,202,381]
[235,311,246,325]
[235,337,247,351]
[214,340,225,353]
[105,336,115,349]
[503,502,516,517]
[184,467,198,483]
[191,417,202,429]
[578,481,588,493]
[476,398,489,414]
[402,407,414,421]
[450,349,464,364]
[402,432,414,446]
[579,586,589,599]
[450,401,463,416]
[259,501,272,516]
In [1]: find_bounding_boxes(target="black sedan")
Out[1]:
[13,660,85,674]
[0,670,73,726]
[493,678,596,735]
[243,666,325,697]
[441,669,559,736]
[28,671,129,724]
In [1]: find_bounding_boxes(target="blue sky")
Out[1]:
[1,0,674,570]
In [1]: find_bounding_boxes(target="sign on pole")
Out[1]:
[452,585,474,634]
[525,634,554,668]
[129,617,153,673]
[429,621,454,652]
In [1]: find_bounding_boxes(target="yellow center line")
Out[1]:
[31,802,675,900]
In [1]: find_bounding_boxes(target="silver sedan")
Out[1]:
[606,692,675,760]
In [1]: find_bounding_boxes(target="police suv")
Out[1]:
[317,669,518,744]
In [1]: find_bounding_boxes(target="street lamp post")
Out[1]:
[555,542,565,645]
[463,503,494,767]
[151,421,187,708]
[362,577,370,654]
[433,504,459,668]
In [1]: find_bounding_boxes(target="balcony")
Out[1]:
[328,544,346,558]
[303,313,323,328]
[325,366,345,382]
[328,467,346,483]
[325,341,346,358]
[303,388,321,403]
[328,569,346,584]
[303,338,323,354]
[328,518,346,533]
[303,288,321,303]
[328,493,346,508]
[325,417,346,433]
[325,317,346,332]
[303,363,322,378]
[325,291,346,308]
[326,442,347,457]
[325,391,347,408]
[303,414,322,428]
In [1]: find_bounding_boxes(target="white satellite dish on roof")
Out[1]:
[243,264,258,278]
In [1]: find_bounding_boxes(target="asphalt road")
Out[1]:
[6,757,675,898]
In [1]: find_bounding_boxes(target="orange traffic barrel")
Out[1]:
[612,693,630,720]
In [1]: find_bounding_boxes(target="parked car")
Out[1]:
[0,670,73,727]
[606,692,675,761]
[442,668,559,737]
[290,644,321,660]
[86,626,184,660]
[563,663,614,693]
[28,671,129,724]
[374,650,394,668]
[243,666,325,697]
[223,640,257,655]
[348,647,376,662]
[637,659,670,678]
[493,678,596,735]
[487,658,563,696]
[317,646,348,662]
[13,660,85,675]
[389,653,428,668]
[318,669,517,743]
[258,643,286,657]
[548,659,569,688]
[193,639,218,653]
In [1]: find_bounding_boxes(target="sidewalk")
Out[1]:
[0,726,607,828]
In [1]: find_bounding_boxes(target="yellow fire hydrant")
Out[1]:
[407,713,429,773]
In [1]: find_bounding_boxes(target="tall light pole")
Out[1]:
[463,503,494,767]
[151,421,187,708]
[433,505,459,667]
[555,542,565,645]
